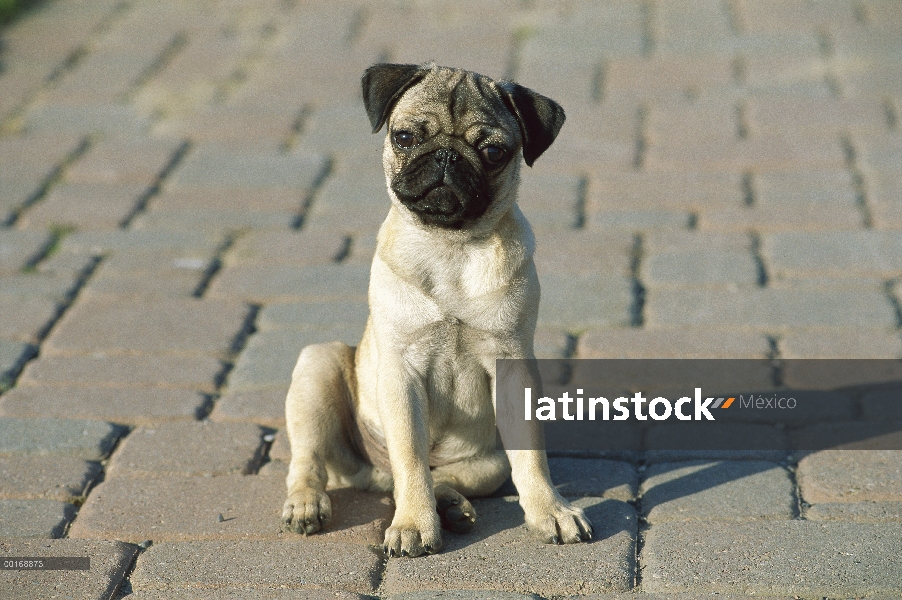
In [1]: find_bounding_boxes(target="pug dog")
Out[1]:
[282,63,593,557]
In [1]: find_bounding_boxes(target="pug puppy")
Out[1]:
[282,63,593,557]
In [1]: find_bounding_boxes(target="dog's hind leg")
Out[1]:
[282,341,364,534]
[430,450,510,533]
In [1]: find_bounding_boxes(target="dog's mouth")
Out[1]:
[391,149,493,229]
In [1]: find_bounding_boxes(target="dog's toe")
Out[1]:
[436,487,477,534]
[281,488,331,535]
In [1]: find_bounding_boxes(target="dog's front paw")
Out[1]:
[383,514,442,558]
[282,488,331,535]
[523,497,593,544]
[435,484,477,534]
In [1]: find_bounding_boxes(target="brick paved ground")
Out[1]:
[1,0,901,598]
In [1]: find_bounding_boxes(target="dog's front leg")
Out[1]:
[494,359,593,544]
[378,355,442,557]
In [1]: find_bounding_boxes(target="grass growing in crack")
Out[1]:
[21,224,76,273]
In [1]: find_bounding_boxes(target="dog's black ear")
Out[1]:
[362,63,427,133]
[497,82,566,167]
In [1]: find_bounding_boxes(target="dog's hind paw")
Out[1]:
[282,488,331,535]
[434,484,477,534]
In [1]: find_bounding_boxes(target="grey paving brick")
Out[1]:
[577,328,770,359]
[82,268,203,298]
[19,354,224,392]
[642,423,790,462]
[150,187,307,213]
[645,287,896,329]
[0,418,125,459]
[209,388,288,428]
[0,385,207,425]
[258,300,369,331]
[168,146,328,190]
[208,264,370,303]
[0,456,101,501]
[24,103,150,134]
[226,230,348,267]
[226,328,362,393]
[797,450,902,503]
[0,538,137,599]
[517,172,582,231]
[0,230,49,274]
[128,540,382,594]
[382,497,636,597]
[533,230,632,277]
[387,593,537,600]
[589,209,692,231]
[65,135,184,185]
[125,589,370,599]
[640,461,794,523]
[780,329,902,358]
[591,172,742,212]
[18,182,148,230]
[805,501,902,522]
[60,230,221,256]
[764,231,902,277]
[132,209,294,232]
[643,250,759,287]
[700,205,864,231]
[537,273,632,328]
[68,475,392,545]
[106,421,265,478]
[861,387,902,420]
[547,458,637,501]
[43,297,249,356]
[0,500,77,538]
[0,271,79,300]
[641,521,902,596]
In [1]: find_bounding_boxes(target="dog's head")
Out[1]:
[362,63,565,230]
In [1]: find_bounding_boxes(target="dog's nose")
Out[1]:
[434,148,459,166]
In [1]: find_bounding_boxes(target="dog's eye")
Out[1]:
[481,146,505,165]
[393,131,418,149]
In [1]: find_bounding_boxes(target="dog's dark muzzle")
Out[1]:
[391,148,492,229]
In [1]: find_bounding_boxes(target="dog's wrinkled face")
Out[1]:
[362,64,566,230]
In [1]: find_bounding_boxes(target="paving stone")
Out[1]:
[82,268,203,298]
[764,230,902,277]
[24,103,150,134]
[605,56,736,100]
[645,287,895,329]
[0,297,58,343]
[533,230,632,277]
[18,182,148,230]
[267,429,291,462]
[226,230,348,267]
[746,97,889,135]
[780,329,902,358]
[642,521,902,596]
[643,250,759,287]
[209,389,288,428]
[517,172,583,231]
[0,271,79,300]
[60,230,221,256]
[537,274,632,329]
[700,204,864,231]
[805,501,902,522]
[646,136,846,173]
[641,423,791,461]
[590,172,742,212]
[44,298,249,356]
[0,230,49,274]
[128,540,382,594]
[132,209,295,232]
[68,475,392,545]
[577,328,770,359]
[546,458,637,501]
[387,593,537,600]
[0,418,125,459]
[0,500,77,538]
[227,328,363,393]
[588,209,692,231]
[0,385,207,425]
[257,300,369,331]
[19,354,224,392]
[208,264,370,303]
[65,136,183,185]
[382,497,636,597]
[640,461,794,523]
[0,538,137,599]
[150,187,307,213]
[106,421,265,478]
[0,456,101,501]
[125,588,370,599]
[168,146,329,190]
[797,450,902,503]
